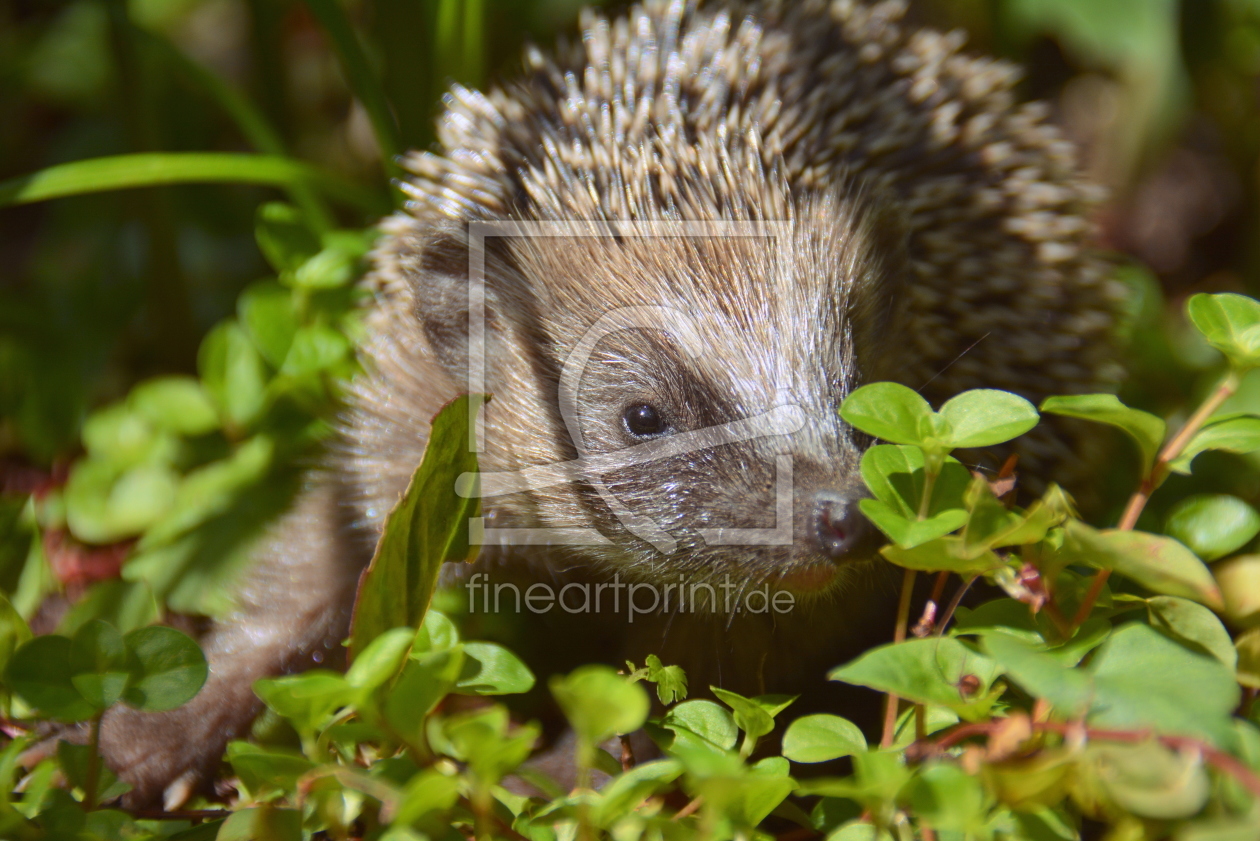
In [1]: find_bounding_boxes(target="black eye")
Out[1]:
[623,403,668,437]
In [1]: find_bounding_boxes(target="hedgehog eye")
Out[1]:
[623,403,669,438]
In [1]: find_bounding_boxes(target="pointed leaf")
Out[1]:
[1040,394,1165,473]
[1169,414,1260,474]
[829,638,1002,720]
[349,394,482,657]
[1062,520,1222,609]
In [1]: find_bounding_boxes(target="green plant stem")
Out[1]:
[1072,372,1240,628]
[472,786,494,841]
[880,568,917,748]
[917,459,942,521]
[84,712,103,810]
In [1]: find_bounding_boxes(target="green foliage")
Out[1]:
[4,1,1260,839]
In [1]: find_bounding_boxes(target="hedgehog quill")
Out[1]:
[94,0,1121,805]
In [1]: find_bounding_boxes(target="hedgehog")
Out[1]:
[93,0,1121,807]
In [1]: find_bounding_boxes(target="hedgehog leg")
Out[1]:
[97,482,367,808]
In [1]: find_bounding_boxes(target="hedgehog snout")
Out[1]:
[811,490,870,560]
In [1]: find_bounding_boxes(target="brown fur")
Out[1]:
[97,0,1120,806]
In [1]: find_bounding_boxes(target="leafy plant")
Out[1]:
[4,0,1260,839]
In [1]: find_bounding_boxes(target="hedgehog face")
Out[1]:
[410,192,909,606]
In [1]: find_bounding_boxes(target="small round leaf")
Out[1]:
[120,626,208,712]
[5,636,97,721]
[939,389,1039,449]
[1164,494,1260,562]
[550,665,650,745]
[839,383,937,447]
[782,713,867,763]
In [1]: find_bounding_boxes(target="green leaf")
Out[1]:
[551,665,650,746]
[1187,292,1260,371]
[255,671,356,736]
[343,627,414,691]
[385,649,464,744]
[456,642,535,694]
[0,153,385,214]
[1145,596,1237,668]
[217,806,302,841]
[120,626,207,711]
[859,500,968,549]
[393,767,462,829]
[1164,494,1260,561]
[781,714,867,763]
[349,394,482,657]
[859,444,970,518]
[0,593,32,679]
[881,535,1004,575]
[906,762,987,833]
[1088,623,1240,747]
[938,389,1039,448]
[238,281,299,368]
[1169,414,1260,474]
[256,203,321,274]
[5,635,96,721]
[64,460,179,544]
[1082,740,1210,820]
[80,403,176,467]
[829,638,1002,720]
[291,244,360,289]
[68,620,131,710]
[227,743,317,801]
[55,741,130,803]
[661,700,738,751]
[414,610,461,652]
[128,377,219,436]
[1040,393,1166,473]
[627,653,688,704]
[995,622,1241,747]
[433,706,537,782]
[279,324,350,376]
[712,687,776,744]
[593,759,683,827]
[982,633,1094,718]
[1062,520,1222,609]
[839,383,940,448]
[198,321,268,430]
[136,434,274,549]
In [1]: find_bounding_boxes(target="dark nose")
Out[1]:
[813,491,868,559]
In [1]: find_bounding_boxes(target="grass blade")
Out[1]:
[0,153,388,214]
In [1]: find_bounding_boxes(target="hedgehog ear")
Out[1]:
[409,223,523,387]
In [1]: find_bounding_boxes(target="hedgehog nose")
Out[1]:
[813,491,868,559]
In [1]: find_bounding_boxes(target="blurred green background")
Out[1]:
[4,0,1260,595]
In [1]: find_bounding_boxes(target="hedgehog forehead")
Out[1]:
[505,213,869,411]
